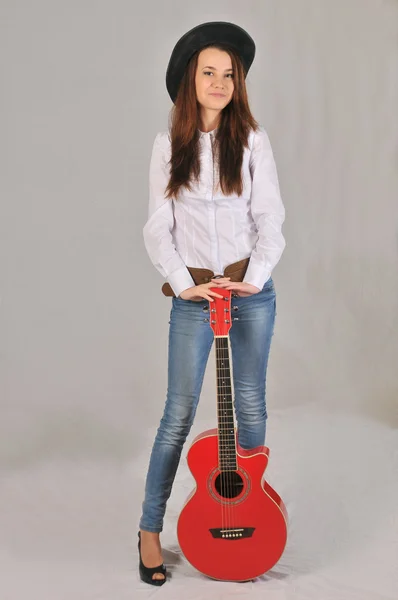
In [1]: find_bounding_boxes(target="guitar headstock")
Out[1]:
[208,288,232,336]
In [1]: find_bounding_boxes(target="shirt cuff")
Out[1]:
[243,258,272,290]
[166,267,196,297]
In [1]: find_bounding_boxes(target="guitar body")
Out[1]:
[177,428,288,581]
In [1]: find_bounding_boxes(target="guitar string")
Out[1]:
[222,336,231,533]
[216,290,236,535]
[226,295,234,532]
[218,337,226,533]
[215,313,225,533]
[218,335,228,533]
[219,297,233,534]
[216,336,222,531]
[221,336,231,532]
[229,312,237,532]
[216,307,228,533]
[220,337,230,533]
[221,308,231,533]
[226,334,234,532]
[226,333,235,532]
[219,336,229,534]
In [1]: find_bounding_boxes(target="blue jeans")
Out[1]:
[139,277,276,533]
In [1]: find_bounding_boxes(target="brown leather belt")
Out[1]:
[161,257,250,297]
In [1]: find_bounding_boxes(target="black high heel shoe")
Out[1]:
[138,531,167,586]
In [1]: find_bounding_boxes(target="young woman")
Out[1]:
[137,21,286,585]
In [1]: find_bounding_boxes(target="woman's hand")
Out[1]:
[179,278,230,302]
[210,279,260,297]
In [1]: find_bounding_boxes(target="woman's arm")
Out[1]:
[143,133,195,297]
[243,127,286,289]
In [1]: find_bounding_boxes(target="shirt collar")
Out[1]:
[198,127,217,137]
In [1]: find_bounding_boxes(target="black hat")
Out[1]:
[166,21,256,104]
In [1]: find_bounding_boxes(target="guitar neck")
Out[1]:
[215,335,237,471]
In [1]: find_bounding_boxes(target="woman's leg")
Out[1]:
[229,277,276,450]
[139,297,214,533]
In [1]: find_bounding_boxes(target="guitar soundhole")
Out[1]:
[214,471,244,499]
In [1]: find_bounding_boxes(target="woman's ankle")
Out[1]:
[140,530,161,543]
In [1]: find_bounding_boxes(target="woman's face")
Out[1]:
[195,47,234,112]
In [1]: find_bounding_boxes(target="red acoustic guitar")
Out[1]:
[177,288,288,581]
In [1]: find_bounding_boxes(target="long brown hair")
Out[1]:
[164,43,259,200]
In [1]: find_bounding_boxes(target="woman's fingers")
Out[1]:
[213,281,238,289]
[182,281,232,302]
[207,289,225,299]
[215,284,239,290]
[199,283,224,298]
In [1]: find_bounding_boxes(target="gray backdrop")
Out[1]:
[1,1,397,599]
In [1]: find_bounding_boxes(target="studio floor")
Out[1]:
[1,406,397,600]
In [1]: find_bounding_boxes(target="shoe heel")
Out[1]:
[138,531,167,586]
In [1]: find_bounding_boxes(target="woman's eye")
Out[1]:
[204,71,233,78]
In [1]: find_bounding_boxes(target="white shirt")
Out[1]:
[143,125,286,297]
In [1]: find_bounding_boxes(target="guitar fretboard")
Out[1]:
[215,337,237,471]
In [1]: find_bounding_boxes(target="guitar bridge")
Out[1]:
[209,527,255,539]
